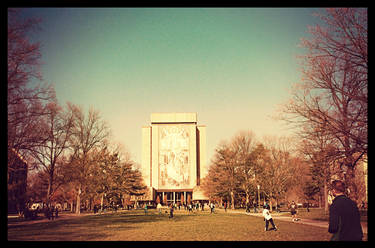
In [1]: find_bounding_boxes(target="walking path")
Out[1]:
[216,208,367,234]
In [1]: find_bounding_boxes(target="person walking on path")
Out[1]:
[144,203,148,215]
[328,180,363,241]
[224,202,227,212]
[290,201,299,221]
[169,204,174,218]
[210,202,215,214]
[262,205,277,231]
[188,203,193,213]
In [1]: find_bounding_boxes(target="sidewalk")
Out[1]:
[217,208,367,234]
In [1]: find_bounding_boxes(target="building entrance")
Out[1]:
[155,190,193,206]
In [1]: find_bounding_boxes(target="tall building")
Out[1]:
[141,113,208,205]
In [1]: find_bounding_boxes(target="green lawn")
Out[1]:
[8,209,334,241]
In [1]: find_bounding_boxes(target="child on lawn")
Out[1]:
[262,205,277,231]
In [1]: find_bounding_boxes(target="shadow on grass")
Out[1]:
[7,211,194,241]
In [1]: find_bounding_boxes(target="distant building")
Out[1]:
[140,113,208,205]
[8,149,28,214]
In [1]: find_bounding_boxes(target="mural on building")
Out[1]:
[159,125,190,188]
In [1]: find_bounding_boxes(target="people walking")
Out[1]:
[253,202,258,213]
[188,203,193,213]
[210,202,215,213]
[328,180,363,241]
[290,201,299,221]
[169,204,174,218]
[262,205,277,231]
[144,203,148,215]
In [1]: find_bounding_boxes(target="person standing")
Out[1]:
[50,205,54,220]
[144,203,148,215]
[328,180,363,241]
[55,206,58,218]
[188,203,193,213]
[262,205,277,231]
[224,201,227,212]
[157,202,162,215]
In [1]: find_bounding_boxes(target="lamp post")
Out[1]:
[257,185,260,208]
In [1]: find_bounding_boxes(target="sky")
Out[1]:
[21,8,324,166]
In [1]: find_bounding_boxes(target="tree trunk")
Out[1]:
[275,198,278,211]
[101,193,105,211]
[231,191,235,209]
[269,192,273,212]
[246,191,250,205]
[345,166,358,204]
[324,180,328,213]
[76,186,81,214]
[319,193,322,209]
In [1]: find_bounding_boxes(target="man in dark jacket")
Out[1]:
[328,180,363,241]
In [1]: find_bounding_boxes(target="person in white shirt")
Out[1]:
[157,202,162,215]
[262,205,277,231]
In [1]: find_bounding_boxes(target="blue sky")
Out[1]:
[21,8,324,165]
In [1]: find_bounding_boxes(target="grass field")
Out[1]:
[278,207,367,222]
[8,209,333,241]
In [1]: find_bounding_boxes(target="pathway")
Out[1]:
[216,208,367,234]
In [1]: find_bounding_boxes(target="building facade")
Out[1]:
[8,148,28,214]
[141,113,208,205]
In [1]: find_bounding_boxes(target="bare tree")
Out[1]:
[8,9,55,163]
[281,8,367,202]
[201,140,239,209]
[28,101,75,203]
[259,136,301,211]
[67,103,110,214]
[230,131,260,207]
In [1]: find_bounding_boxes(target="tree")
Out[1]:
[8,9,55,166]
[259,136,301,211]
[27,101,75,203]
[231,131,261,207]
[281,8,367,202]
[298,127,340,211]
[67,104,110,214]
[202,139,242,209]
